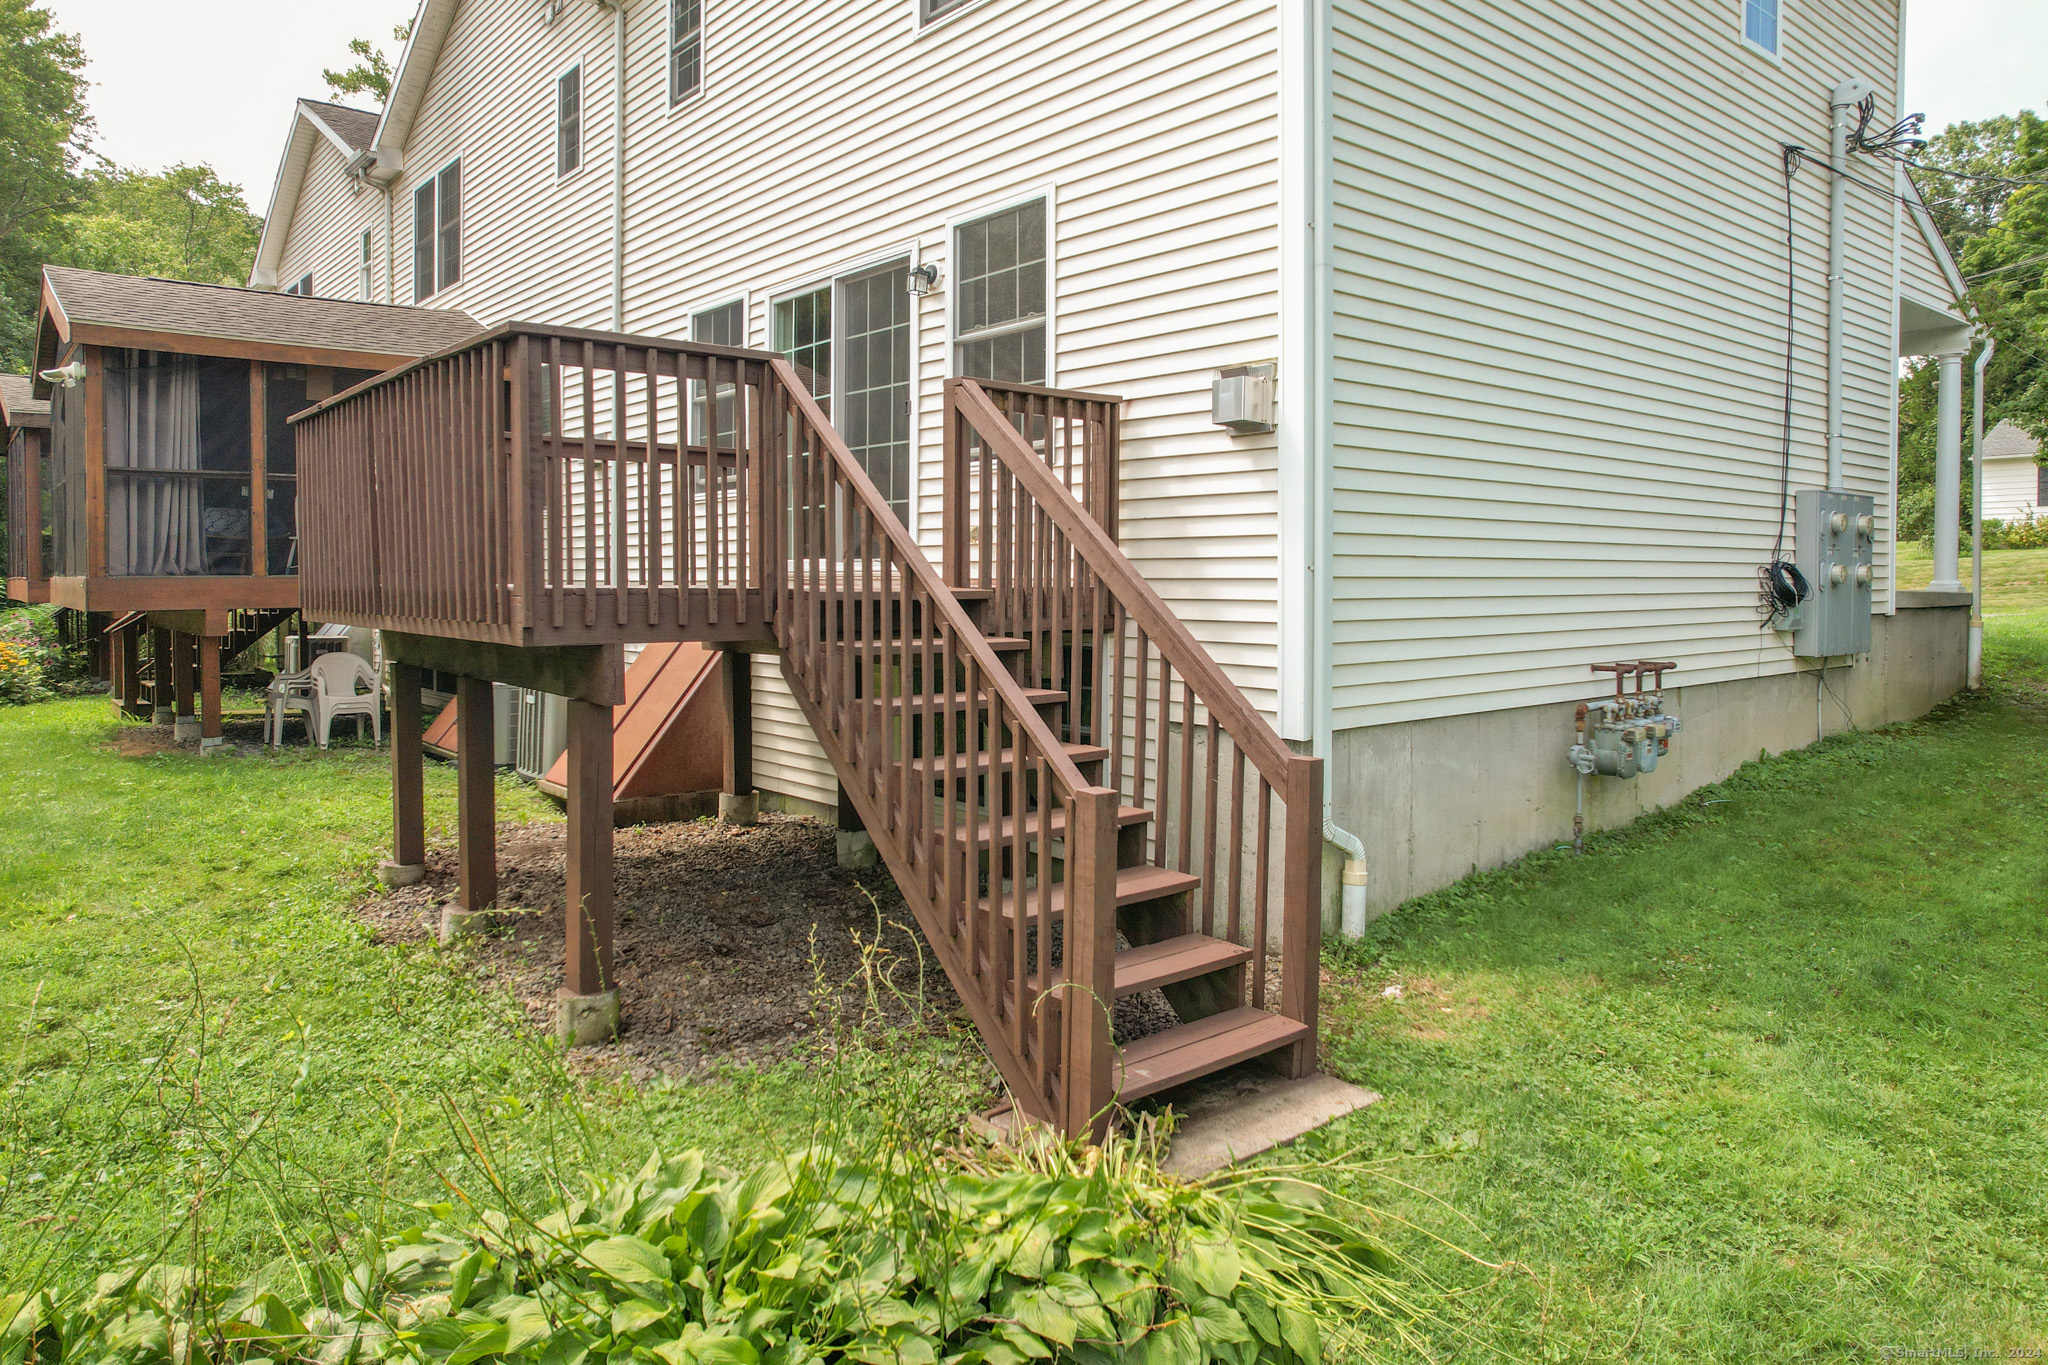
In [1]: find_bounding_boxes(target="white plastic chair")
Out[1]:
[311,653,382,749]
[266,665,317,749]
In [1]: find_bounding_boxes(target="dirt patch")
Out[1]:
[356,813,1190,1086]
[103,716,288,759]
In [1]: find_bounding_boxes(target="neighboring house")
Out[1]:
[1980,421,2044,522]
[3,374,52,605]
[255,0,1976,911]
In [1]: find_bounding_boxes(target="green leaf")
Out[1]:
[1008,1290,1079,1348]
[1184,1295,1252,1347]
[1231,1289,1280,1348]
[504,1298,554,1355]
[448,1249,486,1313]
[1276,1305,1319,1362]
[584,1235,672,1286]
[1140,1319,1204,1365]
[1179,1238,1243,1299]
[613,1299,668,1336]
[688,1337,762,1364]
[446,1320,511,1365]
[688,1196,731,1261]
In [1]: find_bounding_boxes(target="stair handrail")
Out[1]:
[951,377,1323,1073]
[950,379,1297,788]
[767,359,1122,1132]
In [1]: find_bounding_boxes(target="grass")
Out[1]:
[3,610,2045,1356]
[1897,542,2048,613]
[1291,611,2048,1357]
[0,707,991,1292]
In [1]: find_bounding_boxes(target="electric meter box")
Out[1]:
[1791,488,1875,659]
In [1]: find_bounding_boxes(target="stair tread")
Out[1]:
[911,742,1108,778]
[980,863,1200,920]
[950,803,1153,847]
[1115,1007,1309,1102]
[871,686,1068,711]
[870,635,1029,652]
[1029,933,1252,999]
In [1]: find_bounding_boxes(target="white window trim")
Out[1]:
[1739,0,1784,62]
[555,60,586,182]
[415,156,464,301]
[943,185,1057,388]
[910,0,989,37]
[667,0,707,111]
[685,292,751,344]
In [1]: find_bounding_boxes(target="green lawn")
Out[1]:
[0,710,986,1295]
[1897,542,2048,613]
[3,613,2045,1357]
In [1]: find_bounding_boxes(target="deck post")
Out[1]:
[1061,788,1121,1141]
[172,633,197,742]
[836,781,877,870]
[149,626,174,724]
[381,662,427,890]
[718,650,757,826]
[454,675,498,914]
[197,635,224,754]
[110,623,135,716]
[1280,755,1324,1079]
[559,696,618,1046]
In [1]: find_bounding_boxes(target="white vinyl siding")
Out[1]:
[273,135,378,307]
[1982,458,2043,521]
[1323,0,1904,732]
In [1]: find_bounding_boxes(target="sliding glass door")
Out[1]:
[774,258,912,527]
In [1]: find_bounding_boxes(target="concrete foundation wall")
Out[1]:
[1325,603,1969,923]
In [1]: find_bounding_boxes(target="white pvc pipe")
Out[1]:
[1932,351,1964,591]
[1970,337,1995,688]
[1323,816,1369,939]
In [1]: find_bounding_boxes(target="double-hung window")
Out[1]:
[669,0,703,104]
[1742,0,1780,56]
[282,274,314,297]
[358,229,373,301]
[691,300,744,448]
[413,159,462,301]
[921,0,978,24]
[954,199,1048,385]
[557,65,582,176]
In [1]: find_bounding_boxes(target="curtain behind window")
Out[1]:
[105,353,203,576]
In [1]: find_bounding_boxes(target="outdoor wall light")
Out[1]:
[39,361,85,389]
[906,263,941,297]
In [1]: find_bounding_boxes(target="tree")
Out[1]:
[324,22,414,106]
[0,0,90,373]
[54,163,262,287]
[1895,109,2048,535]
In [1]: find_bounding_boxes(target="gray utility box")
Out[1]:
[515,689,569,782]
[1791,488,1875,658]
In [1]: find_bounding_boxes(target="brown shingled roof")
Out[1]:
[1,374,50,428]
[36,266,482,393]
[301,99,381,152]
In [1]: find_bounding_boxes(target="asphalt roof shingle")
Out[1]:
[39,266,482,382]
[1,374,50,428]
[300,99,381,152]
[1983,421,2040,461]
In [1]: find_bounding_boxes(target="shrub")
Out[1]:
[0,608,65,706]
[1998,506,2048,550]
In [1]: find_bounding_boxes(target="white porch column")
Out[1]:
[1931,349,1965,592]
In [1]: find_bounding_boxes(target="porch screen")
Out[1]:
[104,352,252,576]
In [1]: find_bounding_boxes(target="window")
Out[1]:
[282,273,314,297]
[953,198,1048,385]
[920,0,978,23]
[669,0,702,104]
[101,351,254,577]
[773,264,914,523]
[691,299,744,347]
[774,287,831,407]
[358,230,373,301]
[1742,0,1780,55]
[557,65,582,177]
[413,159,463,301]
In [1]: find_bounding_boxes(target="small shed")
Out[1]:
[1981,421,2044,523]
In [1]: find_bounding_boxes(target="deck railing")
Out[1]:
[947,378,1322,1066]
[942,377,1119,586]
[293,323,775,645]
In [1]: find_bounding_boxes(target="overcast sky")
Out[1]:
[42,0,2048,212]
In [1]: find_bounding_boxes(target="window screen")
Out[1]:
[1743,0,1779,53]
[954,199,1048,385]
[436,160,462,292]
[557,65,582,176]
[691,300,744,347]
[413,180,435,301]
[670,0,702,104]
[774,288,831,410]
[358,229,373,300]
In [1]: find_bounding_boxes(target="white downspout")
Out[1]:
[1970,336,1994,688]
[1827,80,1873,491]
[610,0,628,331]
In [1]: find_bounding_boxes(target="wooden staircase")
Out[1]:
[768,369,1323,1137]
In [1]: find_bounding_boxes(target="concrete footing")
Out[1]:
[1159,1071,1380,1178]
[438,906,494,945]
[152,707,174,725]
[719,791,759,827]
[378,861,427,889]
[556,988,620,1046]
[837,829,878,871]
[174,717,201,743]
[198,736,226,756]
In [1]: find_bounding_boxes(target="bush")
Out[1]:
[1995,506,2048,550]
[0,607,77,707]
[0,1129,1428,1365]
